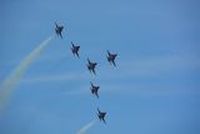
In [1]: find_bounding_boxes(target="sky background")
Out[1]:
[0,0,200,134]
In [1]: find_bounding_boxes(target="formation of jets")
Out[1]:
[55,22,119,125]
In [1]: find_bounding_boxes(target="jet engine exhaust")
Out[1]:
[77,120,95,134]
[0,36,54,112]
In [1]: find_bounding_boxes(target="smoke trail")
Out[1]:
[0,36,54,111]
[77,120,95,134]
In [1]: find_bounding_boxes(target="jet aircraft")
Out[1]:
[90,82,100,98]
[70,42,80,58]
[107,50,118,67]
[87,58,97,75]
[97,108,107,124]
[55,22,64,38]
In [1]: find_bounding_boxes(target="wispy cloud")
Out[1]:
[21,54,192,84]
[99,54,200,80]
[21,71,88,84]
[17,54,199,96]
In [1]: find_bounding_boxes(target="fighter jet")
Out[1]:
[107,50,118,67]
[97,108,107,124]
[90,82,100,98]
[87,58,97,75]
[55,22,64,38]
[70,42,80,58]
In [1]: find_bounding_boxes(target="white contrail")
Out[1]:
[77,120,95,134]
[0,36,54,111]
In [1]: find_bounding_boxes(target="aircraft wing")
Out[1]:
[112,60,116,67]
[60,33,63,38]
[92,68,96,75]
[95,91,99,98]
[102,118,106,124]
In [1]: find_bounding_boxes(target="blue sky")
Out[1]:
[0,0,200,134]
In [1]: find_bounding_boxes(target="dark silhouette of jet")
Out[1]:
[90,82,100,98]
[97,108,107,124]
[107,50,118,67]
[87,58,97,75]
[70,42,80,58]
[55,22,64,38]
